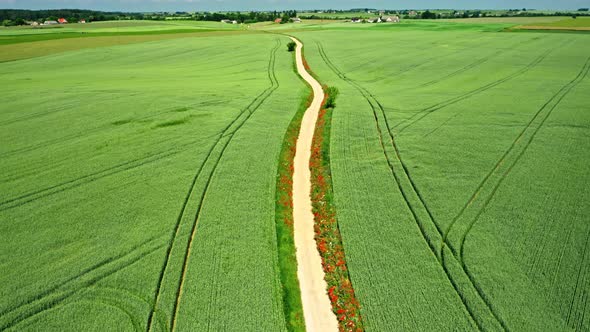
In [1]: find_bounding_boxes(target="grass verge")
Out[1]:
[274,52,312,332]
[310,85,364,331]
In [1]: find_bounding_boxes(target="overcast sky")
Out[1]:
[0,0,587,12]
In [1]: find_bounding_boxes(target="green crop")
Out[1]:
[0,32,306,331]
[293,26,590,331]
[1,18,589,332]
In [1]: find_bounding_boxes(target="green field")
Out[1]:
[518,17,590,30]
[293,24,590,331]
[0,30,306,331]
[1,18,589,331]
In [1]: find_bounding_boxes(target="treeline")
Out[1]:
[0,9,144,25]
[405,9,590,19]
[191,11,297,24]
[0,9,298,26]
[299,8,590,20]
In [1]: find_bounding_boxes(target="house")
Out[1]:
[58,18,68,24]
[78,19,86,24]
[221,19,231,23]
[351,17,362,23]
[366,19,375,23]
[43,20,58,25]
[274,18,282,23]
[385,16,400,23]
[409,10,418,17]
[30,21,40,26]
[290,17,301,23]
[231,20,238,24]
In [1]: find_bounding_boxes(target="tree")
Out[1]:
[287,41,296,52]
[421,10,437,19]
[280,13,289,24]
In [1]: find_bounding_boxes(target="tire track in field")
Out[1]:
[415,36,541,90]
[82,287,154,332]
[0,93,142,128]
[145,39,281,332]
[360,50,456,84]
[392,43,563,136]
[566,224,590,328]
[418,54,496,89]
[317,42,508,331]
[444,56,590,259]
[422,112,461,138]
[358,35,537,87]
[0,100,80,127]
[0,101,202,160]
[171,39,281,331]
[0,136,205,212]
[358,35,498,85]
[0,237,166,331]
[435,55,590,332]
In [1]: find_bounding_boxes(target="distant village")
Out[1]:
[28,18,87,26]
[351,15,401,23]
[221,17,302,24]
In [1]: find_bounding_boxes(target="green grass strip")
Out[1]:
[310,86,364,331]
[274,51,311,332]
[0,28,224,46]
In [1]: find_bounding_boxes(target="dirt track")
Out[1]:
[290,36,339,332]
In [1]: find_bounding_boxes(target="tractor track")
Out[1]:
[317,42,510,331]
[145,39,281,332]
[0,237,165,331]
[416,36,541,90]
[444,56,590,259]
[358,35,500,85]
[0,101,206,160]
[443,59,590,326]
[0,137,204,212]
[392,41,569,135]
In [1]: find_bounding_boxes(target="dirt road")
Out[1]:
[290,36,339,332]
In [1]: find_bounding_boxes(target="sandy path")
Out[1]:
[290,37,339,332]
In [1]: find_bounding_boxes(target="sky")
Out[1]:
[0,0,587,12]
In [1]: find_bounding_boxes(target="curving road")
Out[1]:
[290,36,339,332]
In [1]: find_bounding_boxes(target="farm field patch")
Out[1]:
[1,16,589,332]
[439,16,567,24]
[0,32,305,331]
[293,26,590,330]
[515,17,590,31]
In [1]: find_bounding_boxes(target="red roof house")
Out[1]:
[274,18,282,23]
[58,18,68,24]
